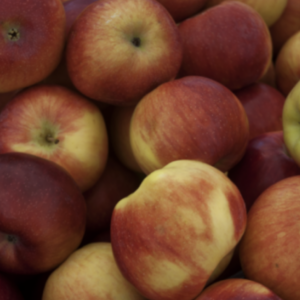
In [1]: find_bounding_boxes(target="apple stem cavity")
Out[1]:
[6,234,17,244]
[7,28,20,42]
[131,37,141,47]
[46,134,59,145]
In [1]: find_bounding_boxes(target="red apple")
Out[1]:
[228,131,300,211]
[0,0,66,93]
[130,76,249,174]
[111,159,247,300]
[0,84,109,192]
[178,2,272,91]
[239,175,300,300]
[66,0,183,105]
[0,273,24,300]
[196,278,283,300]
[234,82,285,140]
[0,152,86,275]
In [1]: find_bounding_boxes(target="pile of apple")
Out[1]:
[1,0,300,299]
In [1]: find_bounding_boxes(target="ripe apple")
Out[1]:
[177,1,272,91]
[275,30,300,96]
[0,0,66,93]
[195,278,283,300]
[204,0,287,27]
[282,80,300,167]
[155,0,208,23]
[0,273,24,300]
[228,131,300,211]
[239,175,300,300]
[234,82,285,140]
[66,0,183,105]
[130,76,249,174]
[42,242,147,300]
[0,152,86,275]
[111,159,247,300]
[0,90,20,112]
[0,84,109,192]
[270,0,300,57]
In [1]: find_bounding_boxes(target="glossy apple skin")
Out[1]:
[270,0,300,57]
[275,30,300,96]
[178,2,272,91]
[239,175,300,300]
[0,0,65,93]
[234,83,285,140]
[0,152,86,275]
[111,160,247,300]
[204,0,287,27]
[228,131,300,211]
[0,84,108,192]
[42,242,147,300]
[195,278,283,300]
[66,0,183,105]
[130,76,249,174]
[155,0,208,23]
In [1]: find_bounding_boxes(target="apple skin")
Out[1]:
[0,0,66,93]
[111,159,247,300]
[0,152,86,275]
[42,242,147,300]
[0,273,24,300]
[66,0,183,105]
[0,84,109,192]
[130,76,249,174]
[234,83,285,140]
[270,0,300,57]
[228,131,300,211]
[177,2,272,91]
[195,278,283,300]
[259,61,277,88]
[275,30,300,96]
[155,0,208,23]
[204,0,287,27]
[239,175,300,300]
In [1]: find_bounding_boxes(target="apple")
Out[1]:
[234,82,285,140]
[130,76,249,175]
[0,0,66,93]
[0,90,20,112]
[0,152,86,275]
[282,80,300,167]
[155,0,208,23]
[228,131,300,211]
[66,0,183,105]
[204,0,287,27]
[109,105,143,173]
[0,84,109,192]
[111,159,247,300]
[0,273,24,300]
[177,2,272,91]
[259,60,277,88]
[42,242,147,300]
[275,30,300,96]
[239,175,300,300]
[195,278,283,300]
[270,0,300,57]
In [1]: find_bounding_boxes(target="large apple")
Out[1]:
[0,0,66,93]
[66,0,183,105]
[111,159,247,300]
[0,84,108,192]
[130,76,249,174]
[177,1,272,91]
[234,82,285,140]
[195,278,283,300]
[42,242,147,300]
[228,131,300,211]
[0,152,86,275]
[239,175,300,300]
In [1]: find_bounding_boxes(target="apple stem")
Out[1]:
[46,135,59,144]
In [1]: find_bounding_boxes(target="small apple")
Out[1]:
[66,0,183,105]
[0,152,86,275]
[0,84,109,192]
[42,242,147,300]
[0,0,66,93]
[111,159,247,300]
[178,1,272,91]
[130,76,249,174]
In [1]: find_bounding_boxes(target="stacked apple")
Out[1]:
[1,0,300,299]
